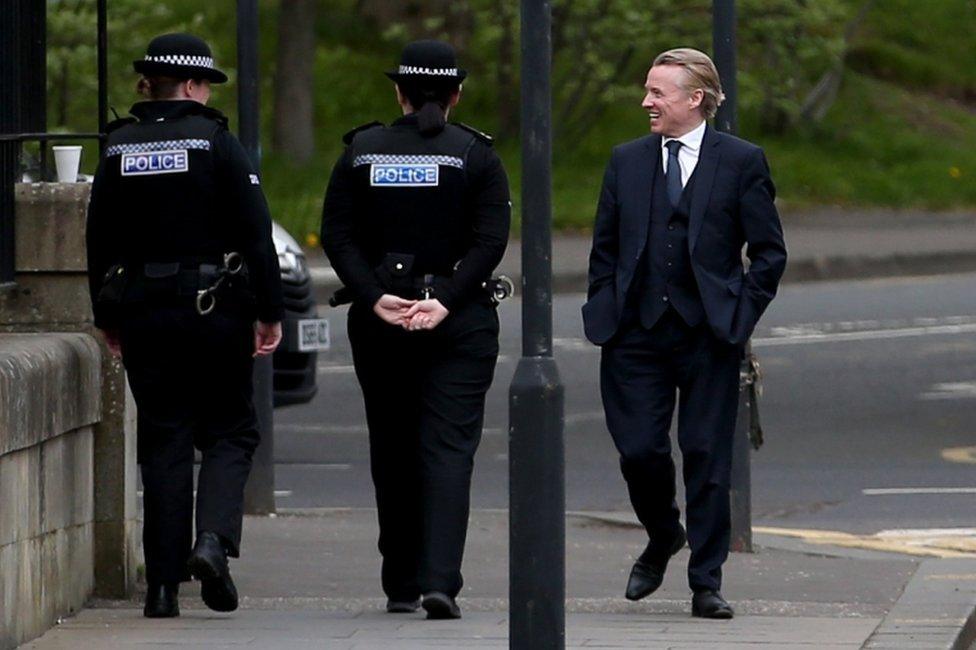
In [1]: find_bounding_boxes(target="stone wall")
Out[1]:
[0,182,138,648]
[0,333,101,649]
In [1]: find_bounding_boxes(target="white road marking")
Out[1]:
[544,315,976,351]
[138,490,293,498]
[863,487,976,495]
[277,423,367,434]
[565,411,605,425]
[754,323,976,347]
[919,382,976,400]
[317,364,355,374]
[277,463,352,470]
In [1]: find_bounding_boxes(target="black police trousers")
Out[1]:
[120,302,259,586]
[347,299,499,600]
[600,307,742,593]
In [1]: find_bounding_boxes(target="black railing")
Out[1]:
[1,0,108,287]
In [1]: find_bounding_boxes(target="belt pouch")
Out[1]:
[142,262,181,298]
[96,264,127,305]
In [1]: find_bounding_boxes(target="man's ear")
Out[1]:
[689,88,704,110]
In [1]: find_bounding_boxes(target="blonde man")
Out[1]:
[582,48,786,618]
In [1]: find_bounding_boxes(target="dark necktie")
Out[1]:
[664,140,683,207]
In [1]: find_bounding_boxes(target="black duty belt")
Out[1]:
[96,252,249,315]
[328,274,514,308]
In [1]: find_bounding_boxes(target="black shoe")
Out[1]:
[144,582,180,618]
[624,524,687,601]
[386,598,422,613]
[422,592,461,620]
[692,590,734,619]
[187,531,239,613]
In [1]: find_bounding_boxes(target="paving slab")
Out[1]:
[22,609,880,650]
[24,508,970,649]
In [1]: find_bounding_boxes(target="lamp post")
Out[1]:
[509,1,565,648]
[238,0,276,515]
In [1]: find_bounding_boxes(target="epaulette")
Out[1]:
[453,122,493,146]
[105,117,137,133]
[198,106,230,127]
[343,121,384,145]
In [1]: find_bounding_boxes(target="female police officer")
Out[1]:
[321,40,510,619]
[86,33,283,618]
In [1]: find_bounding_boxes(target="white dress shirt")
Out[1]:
[661,120,706,187]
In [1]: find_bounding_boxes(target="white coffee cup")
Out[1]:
[52,145,83,183]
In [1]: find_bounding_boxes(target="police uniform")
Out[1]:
[321,41,510,613]
[86,34,283,614]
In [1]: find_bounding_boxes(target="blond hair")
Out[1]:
[652,48,725,119]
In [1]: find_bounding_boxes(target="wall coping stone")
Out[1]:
[0,333,101,457]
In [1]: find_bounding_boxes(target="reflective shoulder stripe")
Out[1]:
[105,139,212,157]
[351,153,464,169]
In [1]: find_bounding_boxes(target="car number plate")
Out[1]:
[297,318,330,352]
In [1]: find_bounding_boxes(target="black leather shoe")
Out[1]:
[624,524,687,601]
[386,598,422,613]
[144,582,180,618]
[692,590,734,619]
[187,531,239,612]
[422,592,461,619]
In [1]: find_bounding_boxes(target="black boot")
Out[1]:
[144,582,180,618]
[187,531,239,612]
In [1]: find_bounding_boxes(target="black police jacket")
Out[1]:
[320,113,511,311]
[86,100,284,329]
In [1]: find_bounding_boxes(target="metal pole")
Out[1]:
[509,1,565,648]
[713,0,737,135]
[713,0,752,553]
[96,0,107,151]
[238,0,276,515]
[0,2,23,286]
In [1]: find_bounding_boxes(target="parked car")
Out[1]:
[271,222,328,406]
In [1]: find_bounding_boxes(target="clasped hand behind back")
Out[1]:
[373,294,449,331]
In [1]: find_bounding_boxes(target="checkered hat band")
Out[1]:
[105,139,211,157]
[144,54,215,69]
[398,65,458,77]
[353,154,464,169]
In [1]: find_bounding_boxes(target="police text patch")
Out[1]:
[121,149,189,176]
[370,163,439,187]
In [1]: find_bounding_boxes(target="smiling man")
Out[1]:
[582,48,787,618]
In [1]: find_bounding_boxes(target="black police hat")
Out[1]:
[385,40,467,84]
[133,33,228,84]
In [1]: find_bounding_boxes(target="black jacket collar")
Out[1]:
[392,113,420,127]
[129,100,227,124]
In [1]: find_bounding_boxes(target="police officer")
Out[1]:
[86,33,284,618]
[321,40,510,620]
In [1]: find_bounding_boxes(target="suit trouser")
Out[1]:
[120,302,260,586]
[600,308,742,592]
[348,299,499,600]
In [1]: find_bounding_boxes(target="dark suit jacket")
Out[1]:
[582,125,787,346]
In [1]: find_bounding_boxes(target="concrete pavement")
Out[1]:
[23,510,976,649]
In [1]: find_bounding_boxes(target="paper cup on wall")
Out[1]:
[52,145,83,183]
